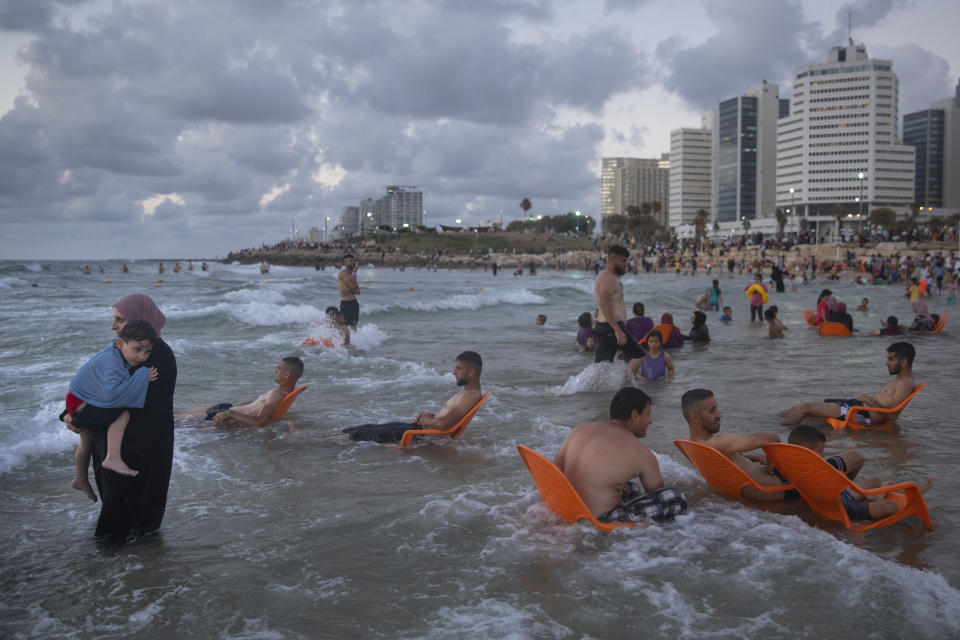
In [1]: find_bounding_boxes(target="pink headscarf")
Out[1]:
[833,301,847,314]
[114,294,166,335]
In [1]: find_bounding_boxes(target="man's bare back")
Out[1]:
[555,419,663,516]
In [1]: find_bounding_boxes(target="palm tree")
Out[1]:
[741,218,751,233]
[693,209,709,242]
[520,198,532,217]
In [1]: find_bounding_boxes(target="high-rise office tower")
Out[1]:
[600,157,670,225]
[903,78,960,208]
[669,112,714,229]
[776,43,915,235]
[715,82,780,226]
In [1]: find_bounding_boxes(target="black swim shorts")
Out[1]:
[342,421,412,443]
[594,321,647,363]
[340,299,360,326]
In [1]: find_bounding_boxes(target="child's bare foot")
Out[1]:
[102,457,138,477]
[71,478,98,502]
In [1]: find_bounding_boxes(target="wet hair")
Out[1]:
[609,387,651,422]
[536,314,547,323]
[818,289,833,302]
[632,302,645,316]
[887,342,915,366]
[608,245,629,258]
[681,389,714,421]
[764,308,776,321]
[712,279,719,288]
[886,315,899,327]
[577,312,593,328]
[722,306,731,313]
[118,320,156,344]
[282,356,304,379]
[456,350,483,374]
[646,329,662,344]
[343,254,354,260]
[325,306,339,317]
[788,424,826,448]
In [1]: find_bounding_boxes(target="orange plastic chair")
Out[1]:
[824,382,926,431]
[818,321,852,336]
[762,443,934,532]
[801,309,817,328]
[398,392,490,446]
[912,312,948,335]
[639,324,675,345]
[516,445,632,532]
[271,386,307,420]
[673,439,790,501]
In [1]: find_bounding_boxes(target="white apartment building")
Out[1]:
[669,112,713,229]
[776,43,915,239]
[600,156,670,225]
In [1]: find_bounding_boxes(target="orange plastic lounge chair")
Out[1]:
[761,443,934,532]
[824,382,926,431]
[818,321,852,336]
[516,445,632,532]
[270,386,307,421]
[398,392,490,447]
[801,309,817,328]
[912,312,949,335]
[673,439,791,501]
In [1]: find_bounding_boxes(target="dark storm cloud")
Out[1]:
[657,0,813,109]
[875,43,954,116]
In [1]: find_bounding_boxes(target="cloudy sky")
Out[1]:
[1,0,957,260]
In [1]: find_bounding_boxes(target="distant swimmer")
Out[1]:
[82,265,92,275]
[175,357,304,428]
[594,245,646,376]
[779,342,918,427]
[202,261,209,271]
[61,321,159,500]
[172,263,181,273]
[554,387,687,524]
[342,351,482,443]
[682,388,784,501]
[188,260,194,271]
[338,254,361,329]
[158,263,165,275]
[122,264,129,273]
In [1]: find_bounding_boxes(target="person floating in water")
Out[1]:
[554,387,687,524]
[779,343,917,427]
[62,321,159,500]
[343,351,482,444]
[175,357,304,428]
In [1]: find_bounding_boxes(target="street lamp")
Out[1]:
[789,187,795,233]
[366,211,373,234]
[857,172,865,220]
[324,216,330,243]
[575,210,581,234]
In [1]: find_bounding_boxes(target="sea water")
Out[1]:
[1,259,958,639]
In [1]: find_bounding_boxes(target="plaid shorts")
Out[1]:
[599,481,687,523]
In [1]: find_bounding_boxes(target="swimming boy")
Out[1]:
[63,320,158,501]
[175,357,304,428]
[555,387,686,524]
[719,306,733,323]
[764,307,786,339]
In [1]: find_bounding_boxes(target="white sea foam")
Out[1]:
[22,263,43,272]
[0,276,31,289]
[364,288,547,314]
[555,362,629,395]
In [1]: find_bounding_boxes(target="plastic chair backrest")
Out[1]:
[801,309,817,328]
[673,439,789,500]
[271,386,307,420]
[761,443,933,532]
[516,445,632,532]
[818,321,852,336]
[825,382,925,431]
[640,324,674,345]
[398,392,490,447]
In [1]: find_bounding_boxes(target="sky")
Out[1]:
[0,0,958,260]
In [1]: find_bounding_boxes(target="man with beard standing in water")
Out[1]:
[342,351,483,443]
[594,245,646,375]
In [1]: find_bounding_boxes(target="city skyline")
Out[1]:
[1,0,959,259]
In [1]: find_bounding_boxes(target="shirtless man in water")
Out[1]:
[342,351,483,443]
[594,245,646,375]
[338,254,361,329]
[555,387,686,523]
[682,388,787,501]
[778,342,918,427]
[174,357,304,428]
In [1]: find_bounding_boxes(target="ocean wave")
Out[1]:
[0,276,31,289]
[555,362,630,395]
[364,288,547,314]
[22,263,44,272]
